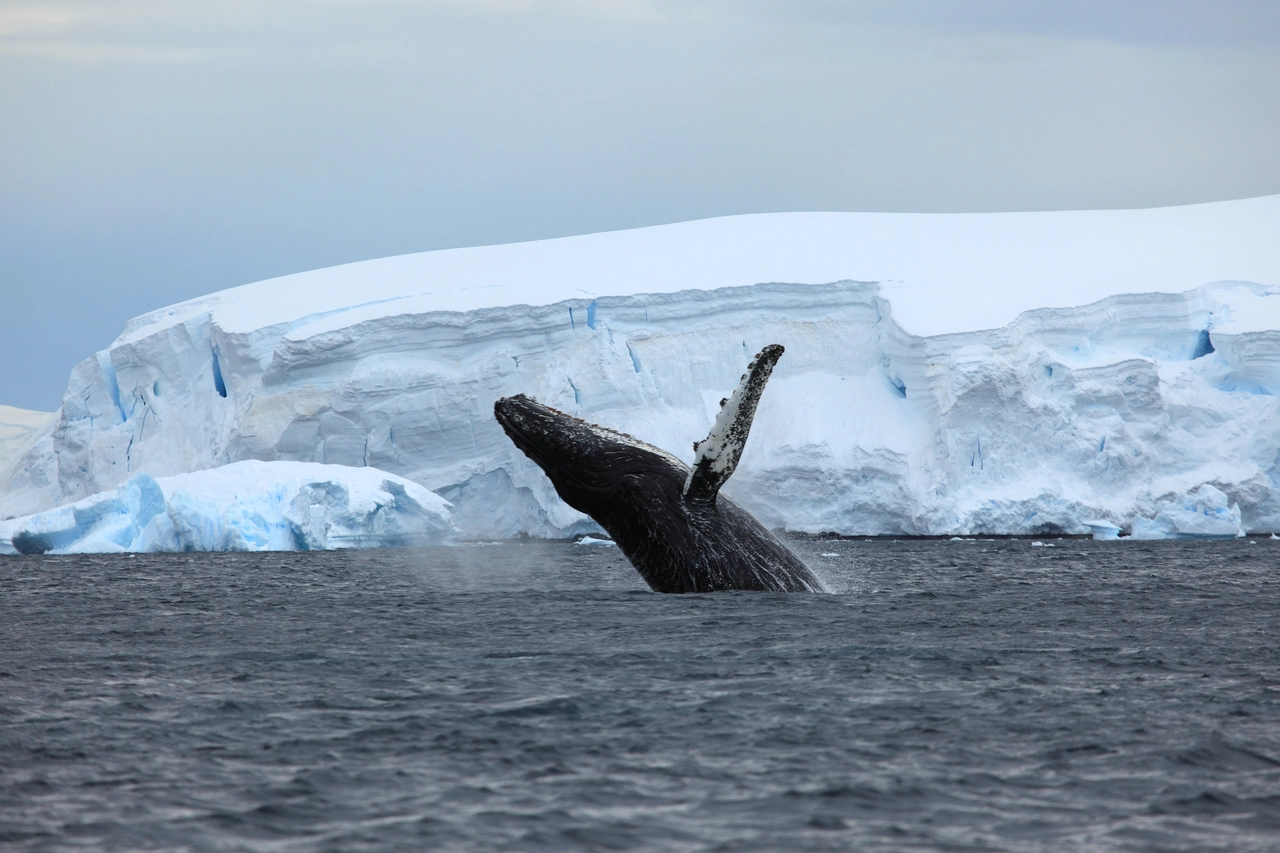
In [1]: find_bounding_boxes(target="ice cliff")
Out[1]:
[3,197,1280,539]
[0,460,454,555]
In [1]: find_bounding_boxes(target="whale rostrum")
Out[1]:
[494,344,826,593]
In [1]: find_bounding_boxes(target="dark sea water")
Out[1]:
[3,538,1280,852]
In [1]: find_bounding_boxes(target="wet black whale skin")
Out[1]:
[493,395,823,594]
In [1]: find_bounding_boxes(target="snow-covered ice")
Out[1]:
[0,406,52,469]
[0,460,454,555]
[3,197,1280,542]
[1129,484,1244,540]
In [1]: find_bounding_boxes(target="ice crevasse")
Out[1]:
[3,197,1280,543]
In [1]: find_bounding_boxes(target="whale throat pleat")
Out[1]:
[683,344,784,503]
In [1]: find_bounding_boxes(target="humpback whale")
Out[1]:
[494,345,826,593]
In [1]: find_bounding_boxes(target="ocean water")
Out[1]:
[2,538,1279,852]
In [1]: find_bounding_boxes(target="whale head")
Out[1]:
[493,394,687,520]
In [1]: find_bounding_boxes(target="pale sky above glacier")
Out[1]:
[3,0,1280,409]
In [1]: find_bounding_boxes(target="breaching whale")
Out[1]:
[493,344,826,593]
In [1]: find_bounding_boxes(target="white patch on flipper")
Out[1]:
[683,344,784,500]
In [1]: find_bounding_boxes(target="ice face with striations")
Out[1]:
[3,197,1280,539]
[0,460,455,555]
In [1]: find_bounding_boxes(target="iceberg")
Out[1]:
[576,536,618,547]
[0,460,455,555]
[3,197,1280,540]
[1129,484,1244,540]
[1082,520,1123,541]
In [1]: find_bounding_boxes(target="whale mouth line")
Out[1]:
[491,396,525,438]
[493,399,554,470]
[493,396,561,459]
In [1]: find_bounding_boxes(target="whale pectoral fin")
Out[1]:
[683,344,784,503]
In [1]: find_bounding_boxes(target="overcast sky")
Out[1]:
[3,0,1279,410]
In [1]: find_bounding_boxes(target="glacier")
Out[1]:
[0,460,455,555]
[3,196,1280,543]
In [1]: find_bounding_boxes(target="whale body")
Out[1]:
[494,345,826,593]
